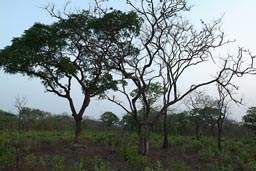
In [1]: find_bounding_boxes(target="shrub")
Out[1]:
[120,145,148,170]
[199,147,215,161]
[171,160,190,171]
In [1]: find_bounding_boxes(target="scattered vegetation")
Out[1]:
[0,108,256,170]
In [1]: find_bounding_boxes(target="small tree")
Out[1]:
[100,111,119,127]
[215,84,233,151]
[186,91,218,140]
[243,107,256,135]
[120,114,137,131]
[15,96,28,133]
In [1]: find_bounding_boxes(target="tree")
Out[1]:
[215,85,233,151]
[100,111,119,127]
[120,114,137,131]
[168,111,192,136]
[200,106,219,136]
[185,91,218,140]
[243,107,256,135]
[15,96,28,133]
[0,5,140,143]
[20,107,51,130]
[103,0,254,155]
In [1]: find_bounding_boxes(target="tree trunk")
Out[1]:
[137,125,150,155]
[74,116,82,144]
[217,119,222,151]
[195,121,200,140]
[138,136,149,155]
[162,112,168,149]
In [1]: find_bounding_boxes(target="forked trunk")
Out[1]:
[138,135,149,156]
[74,117,82,144]
[137,124,150,155]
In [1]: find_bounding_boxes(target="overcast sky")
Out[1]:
[1,0,256,120]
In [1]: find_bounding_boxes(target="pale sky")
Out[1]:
[1,0,256,120]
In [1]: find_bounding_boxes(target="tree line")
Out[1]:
[1,105,255,137]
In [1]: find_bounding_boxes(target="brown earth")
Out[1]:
[2,139,223,171]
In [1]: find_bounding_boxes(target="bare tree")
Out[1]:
[102,0,255,155]
[14,95,28,169]
[215,84,233,151]
[185,91,218,140]
[15,96,28,133]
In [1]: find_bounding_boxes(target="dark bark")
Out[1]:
[217,118,222,151]
[74,116,82,144]
[70,92,90,144]
[162,112,169,149]
[195,120,200,140]
[138,136,149,156]
[137,125,150,155]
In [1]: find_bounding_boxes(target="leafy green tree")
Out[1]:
[100,112,119,127]
[20,107,51,130]
[168,112,192,135]
[0,6,140,143]
[120,114,137,131]
[243,107,256,135]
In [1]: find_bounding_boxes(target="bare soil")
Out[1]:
[1,139,220,171]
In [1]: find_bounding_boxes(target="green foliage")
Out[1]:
[192,139,203,150]
[100,111,119,127]
[121,114,137,131]
[120,145,148,170]
[25,154,66,170]
[199,146,215,161]
[207,163,233,171]
[0,110,17,129]
[93,158,111,171]
[168,112,193,135]
[69,157,111,171]
[130,82,163,107]
[243,107,256,134]
[171,160,190,171]
[25,153,37,167]
[0,9,140,96]
[235,150,256,170]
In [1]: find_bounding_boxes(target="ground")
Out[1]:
[1,130,255,170]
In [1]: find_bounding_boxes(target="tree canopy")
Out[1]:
[243,107,256,135]
[0,7,141,143]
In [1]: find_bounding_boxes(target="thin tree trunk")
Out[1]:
[138,135,149,155]
[74,116,82,144]
[217,119,222,151]
[195,121,200,140]
[163,112,168,149]
[137,125,150,155]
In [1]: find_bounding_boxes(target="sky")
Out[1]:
[1,0,256,121]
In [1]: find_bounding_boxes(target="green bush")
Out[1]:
[199,146,215,161]
[120,145,148,170]
[236,151,256,170]
[0,132,18,167]
[171,160,190,171]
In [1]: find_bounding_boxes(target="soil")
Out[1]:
[1,139,216,171]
